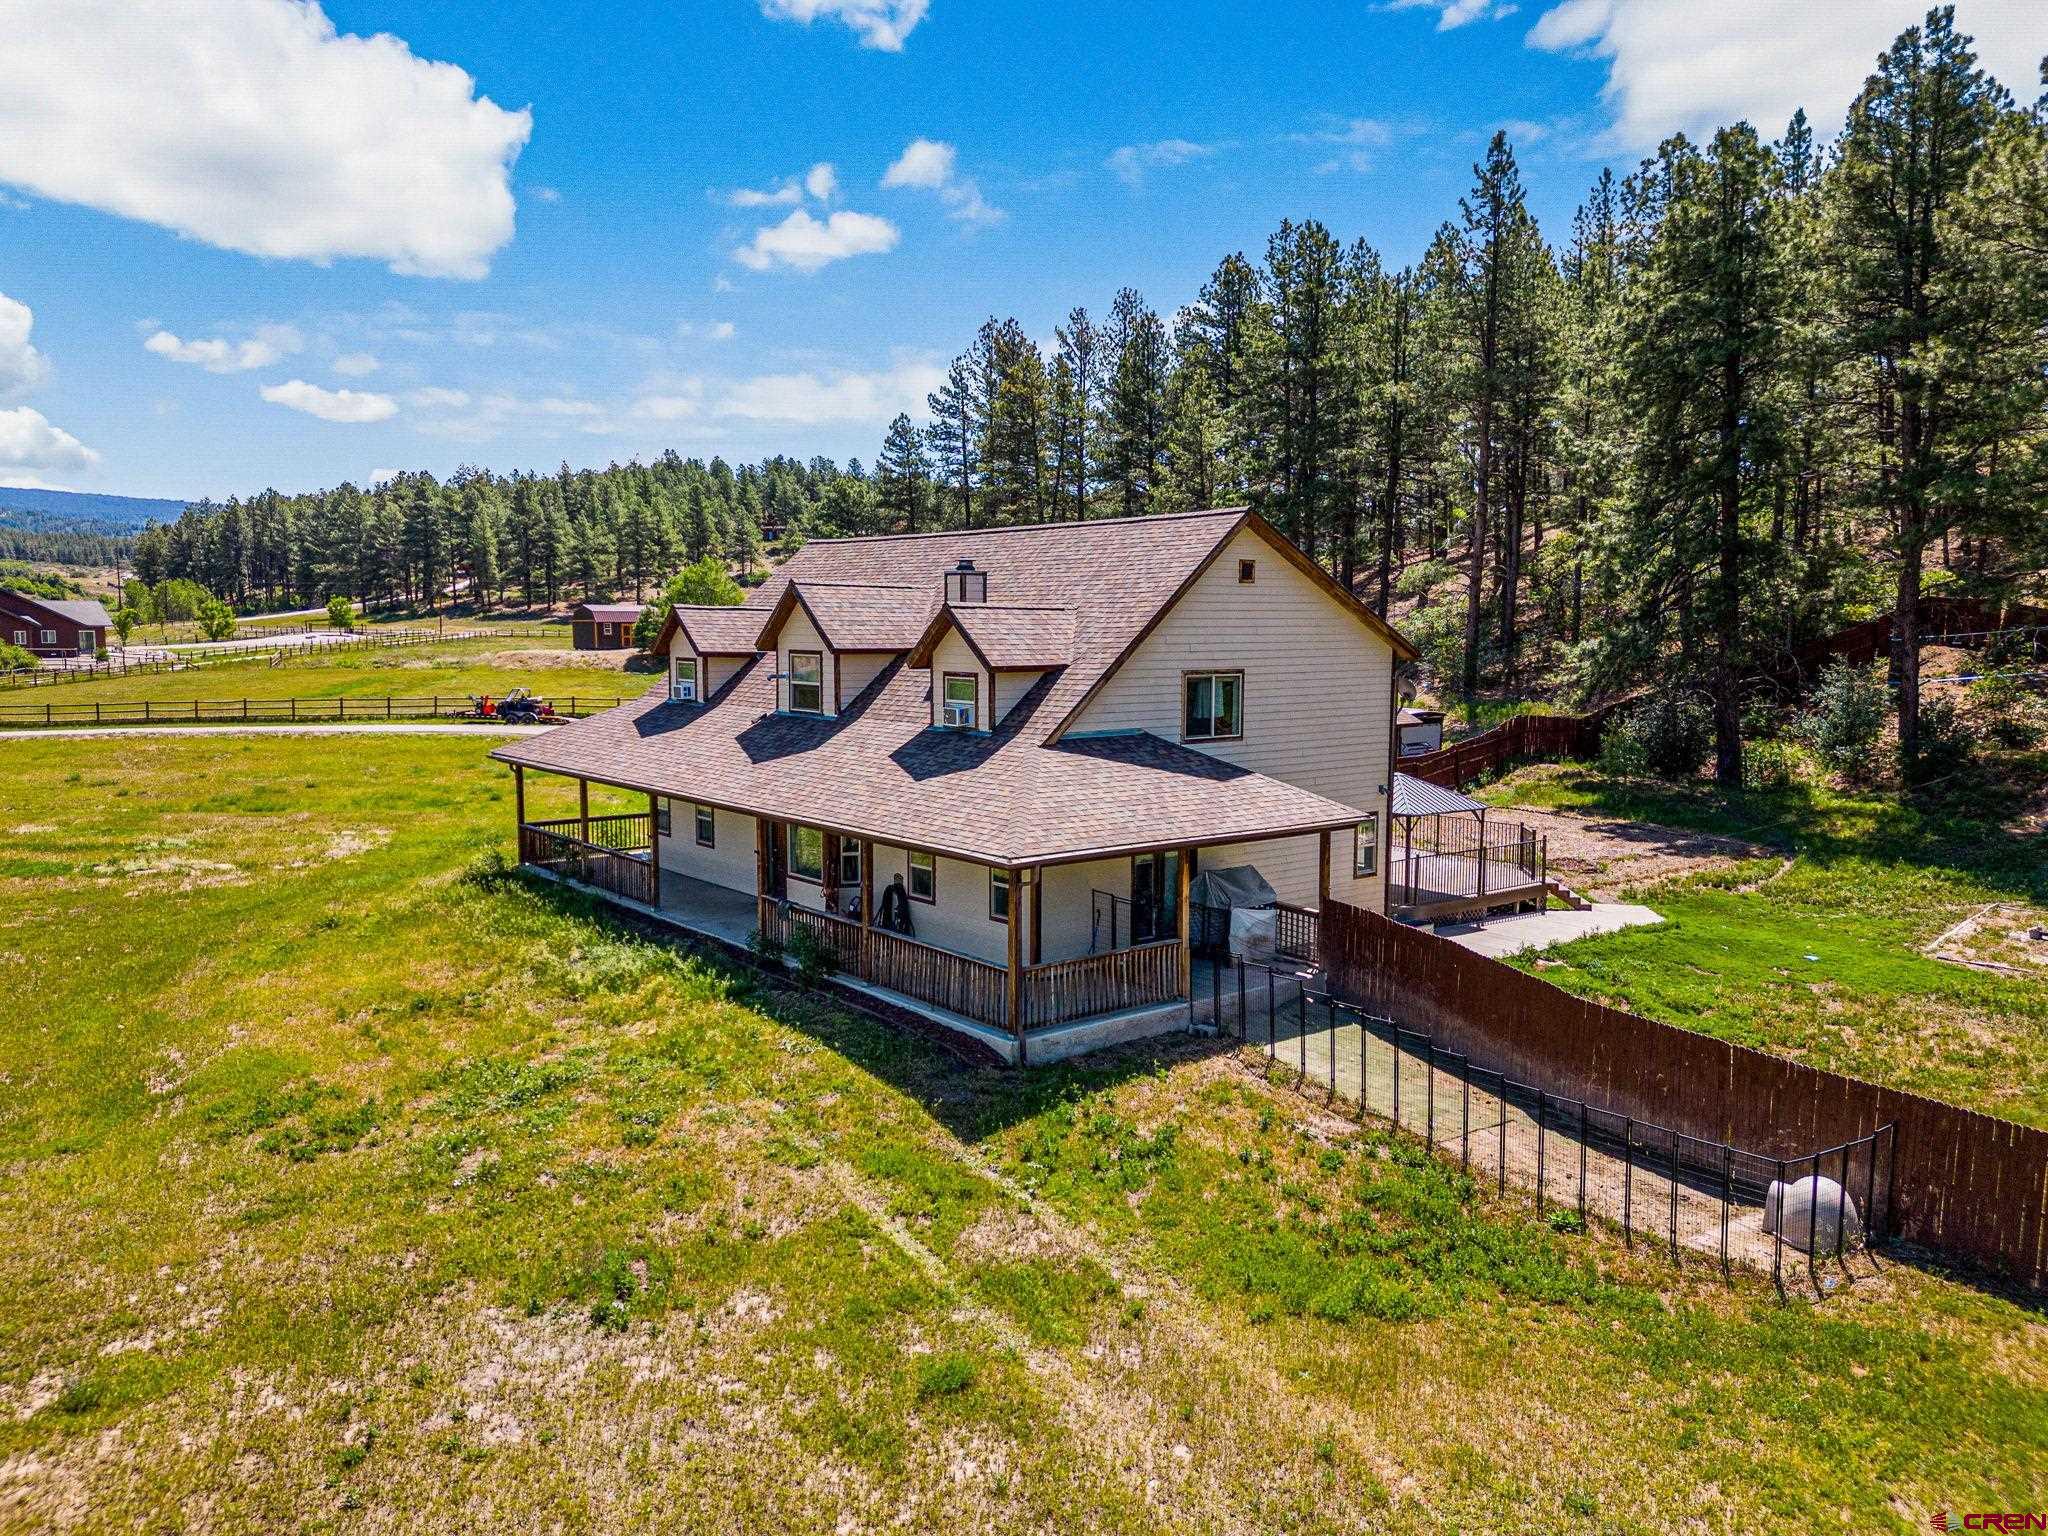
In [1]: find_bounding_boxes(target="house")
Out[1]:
[493,508,1417,1064]
[1,590,112,659]
[1397,706,1446,757]
[570,602,645,650]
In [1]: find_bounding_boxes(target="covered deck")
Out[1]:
[507,763,1346,1066]
[1388,773,1551,923]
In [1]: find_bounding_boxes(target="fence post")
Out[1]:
[1266,968,1275,1057]
[1578,1101,1589,1218]
[1834,1147,1848,1266]
[1535,1091,1545,1212]
[1426,1044,1436,1145]
[1235,959,1246,1043]
[1391,1026,1400,1131]
[1863,1130,1879,1251]
[1772,1158,1786,1299]
[1806,1155,1819,1289]
[1622,1117,1634,1247]
[1326,997,1336,1102]
[1461,1065,1470,1172]
[1668,1135,1680,1263]
[1296,989,1306,1083]
[1497,1081,1507,1197]
[1720,1144,1733,1281]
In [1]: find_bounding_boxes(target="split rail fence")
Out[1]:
[0,694,627,727]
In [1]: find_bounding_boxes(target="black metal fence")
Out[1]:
[1201,956,1894,1295]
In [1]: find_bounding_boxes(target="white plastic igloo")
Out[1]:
[1762,1175,1864,1254]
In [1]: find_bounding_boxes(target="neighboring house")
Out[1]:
[1397,707,1446,757]
[570,602,645,650]
[1,590,112,659]
[494,508,1417,1064]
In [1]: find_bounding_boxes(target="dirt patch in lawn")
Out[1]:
[1924,902,2048,978]
[1497,806,1774,900]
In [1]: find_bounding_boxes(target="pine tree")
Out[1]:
[925,357,978,529]
[877,413,932,533]
[1102,288,1169,516]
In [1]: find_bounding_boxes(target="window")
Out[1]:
[908,850,935,903]
[838,837,861,889]
[1182,671,1243,742]
[789,824,824,882]
[670,660,698,703]
[656,801,672,837]
[941,672,978,729]
[787,650,824,714]
[989,867,1011,923]
[1238,558,1257,583]
[694,805,715,847]
[1353,813,1380,878]
[11,630,23,646]
[81,631,95,652]
[40,629,55,646]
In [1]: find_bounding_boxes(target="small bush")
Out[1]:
[0,640,35,672]
[786,923,839,988]
[1912,692,1975,777]
[747,925,786,971]
[1793,660,1888,783]
[461,847,517,888]
[1599,692,1711,780]
[1740,739,1801,791]
[326,595,356,631]
[1546,1208,1586,1236]
[916,1352,978,1399]
[196,596,237,642]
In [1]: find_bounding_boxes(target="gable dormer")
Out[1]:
[754,579,928,716]
[908,597,1074,733]
[651,603,765,704]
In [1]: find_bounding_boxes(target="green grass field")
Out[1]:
[1482,762,2048,1130]
[0,637,643,717]
[2,735,2043,1532]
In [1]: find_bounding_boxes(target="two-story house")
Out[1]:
[492,507,1416,1063]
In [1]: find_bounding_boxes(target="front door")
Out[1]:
[1130,850,1182,944]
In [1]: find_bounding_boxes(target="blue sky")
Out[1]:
[0,0,2038,500]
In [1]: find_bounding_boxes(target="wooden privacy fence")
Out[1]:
[0,694,627,726]
[1319,900,2048,1289]
[1401,701,1634,791]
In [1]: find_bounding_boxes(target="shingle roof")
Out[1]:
[666,605,766,656]
[1390,772,1484,818]
[493,509,1412,867]
[575,603,645,623]
[0,592,112,629]
[494,664,1367,867]
[761,580,931,652]
[911,603,1075,671]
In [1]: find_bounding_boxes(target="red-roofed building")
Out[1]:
[570,601,645,650]
[495,509,1418,1064]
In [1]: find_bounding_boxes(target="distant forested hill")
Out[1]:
[0,486,190,536]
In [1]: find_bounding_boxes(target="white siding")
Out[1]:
[706,655,749,697]
[656,805,759,895]
[1070,526,1393,914]
[1036,856,1129,963]
[665,642,702,702]
[928,630,989,731]
[993,668,1048,726]
[774,609,837,717]
[838,650,893,706]
[867,842,1010,965]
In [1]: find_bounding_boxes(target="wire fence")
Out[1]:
[0,625,572,690]
[1203,956,1894,1296]
[0,693,628,727]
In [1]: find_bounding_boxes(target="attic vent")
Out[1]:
[944,558,988,606]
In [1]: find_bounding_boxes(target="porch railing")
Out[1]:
[520,822,655,905]
[1392,823,1546,909]
[525,812,651,852]
[1273,902,1319,963]
[757,898,1012,1029]
[1023,940,1182,1029]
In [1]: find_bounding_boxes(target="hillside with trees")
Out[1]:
[130,8,2043,784]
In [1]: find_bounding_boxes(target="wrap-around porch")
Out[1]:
[507,762,1335,1065]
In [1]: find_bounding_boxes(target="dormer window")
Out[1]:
[787,651,824,714]
[941,673,979,730]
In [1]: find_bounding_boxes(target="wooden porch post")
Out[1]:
[1006,867,1026,1065]
[1175,849,1191,1001]
[648,791,661,907]
[1318,830,1332,910]
[861,840,874,931]
[579,778,590,844]
[512,763,525,830]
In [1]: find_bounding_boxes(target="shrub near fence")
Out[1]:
[1318,900,2048,1290]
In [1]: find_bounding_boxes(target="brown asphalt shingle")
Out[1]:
[493,509,1375,867]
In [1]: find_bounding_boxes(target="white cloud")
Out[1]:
[708,321,737,341]
[529,184,562,203]
[0,290,49,399]
[143,324,302,374]
[633,393,702,422]
[0,0,530,279]
[759,0,928,52]
[368,467,405,486]
[1383,0,1519,29]
[332,352,380,377]
[881,138,1004,225]
[726,161,837,208]
[882,138,955,189]
[0,406,99,476]
[805,162,839,201]
[1293,118,1395,175]
[261,379,398,423]
[716,359,943,425]
[407,387,471,408]
[1526,0,2043,150]
[733,208,900,273]
[1106,139,1218,187]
